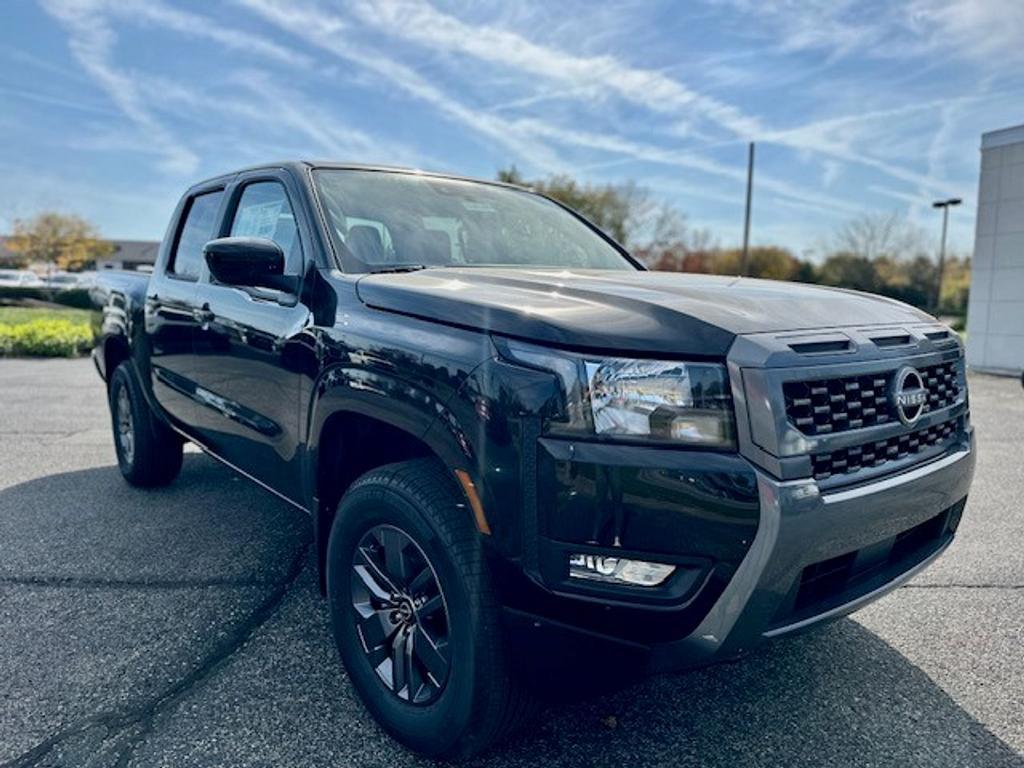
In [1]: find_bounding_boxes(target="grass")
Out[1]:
[0,305,95,325]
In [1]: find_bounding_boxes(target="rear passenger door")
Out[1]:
[189,171,315,504]
[146,187,225,431]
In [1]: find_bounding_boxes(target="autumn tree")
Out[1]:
[5,211,114,271]
[709,246,809,281]
[498,165,653,245]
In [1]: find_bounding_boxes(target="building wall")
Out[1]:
[966,125,1024,375]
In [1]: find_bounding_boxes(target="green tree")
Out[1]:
[710,246,805,280]
[497,166,642,244]
[939,256,971,315]
[5,211,114,271]
[818,252,880,293]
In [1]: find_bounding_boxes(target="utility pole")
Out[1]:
[741,142,755,276]
[932,198,962,313]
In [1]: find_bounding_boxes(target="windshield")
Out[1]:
[313,169,637,273]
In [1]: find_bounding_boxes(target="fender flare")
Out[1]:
[304,364,477,582]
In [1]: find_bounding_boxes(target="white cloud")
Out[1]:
[108,0,312,68]
[508,118,862,216]
[236,0,870,220]
[710,0,1024,66]
[347,0,763,138]
[38,0,199,174]
[336,0,969,208]
[908,0,1024,64]
[234,0,566,171]
[822,160,842,188]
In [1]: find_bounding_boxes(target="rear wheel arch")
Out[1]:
[102,334,131,386]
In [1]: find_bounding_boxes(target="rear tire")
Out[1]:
[108,362,183,487]
[326,458,533,759]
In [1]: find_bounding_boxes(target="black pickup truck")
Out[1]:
[92,162,975,758]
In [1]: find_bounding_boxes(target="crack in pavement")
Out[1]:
[0,575,283,590]
[1,543,311,768]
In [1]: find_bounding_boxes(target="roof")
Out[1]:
[108,240,160,263]
[982,124,1024,150]
[188,160,531,195]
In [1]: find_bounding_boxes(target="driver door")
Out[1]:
[189,172,316,504]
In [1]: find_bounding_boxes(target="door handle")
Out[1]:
[193,304,215,324]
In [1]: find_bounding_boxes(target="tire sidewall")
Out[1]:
[326,482,478,756]
[108,366,139,478]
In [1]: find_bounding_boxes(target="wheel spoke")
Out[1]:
[391,628,410,699]
[354,545,401,598]
[412,625,449,685]
[407,564,433,595]
[352,560,392,602]
[417,593,444,618]
[357,609,395,651]
[380,528,409,586]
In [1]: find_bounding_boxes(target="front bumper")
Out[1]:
[501,430,974,674]
[648,431,974,671]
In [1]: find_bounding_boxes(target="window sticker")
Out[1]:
[236,200,284,239]
[461,201,497,213]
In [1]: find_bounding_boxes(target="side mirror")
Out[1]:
[203,237,296,292]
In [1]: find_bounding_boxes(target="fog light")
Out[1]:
[568,554,675,587]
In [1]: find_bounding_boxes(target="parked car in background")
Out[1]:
[90,161,975,760]
[0,269,44,288]
[42,271,97,290]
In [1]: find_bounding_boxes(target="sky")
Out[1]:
[1,0,1022,257]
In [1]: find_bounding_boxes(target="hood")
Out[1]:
[355,268,933,357]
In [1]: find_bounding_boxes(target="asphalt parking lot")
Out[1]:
[0,358,1021,768]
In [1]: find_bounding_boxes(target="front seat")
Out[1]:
[344,225,385,272]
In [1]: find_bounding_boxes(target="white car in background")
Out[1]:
[0,269,44,288]
[42,271,97,290]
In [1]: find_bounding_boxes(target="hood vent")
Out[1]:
[871,333,912,348]
[788,338,853,354]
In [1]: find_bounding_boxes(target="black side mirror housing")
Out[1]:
[203,237,297,293]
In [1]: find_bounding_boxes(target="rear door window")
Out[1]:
[169,190,224,280]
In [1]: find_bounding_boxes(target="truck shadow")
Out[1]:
[0,457,1019,767]
[486,620,1024,767]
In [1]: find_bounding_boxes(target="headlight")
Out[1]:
[498,339,736,448]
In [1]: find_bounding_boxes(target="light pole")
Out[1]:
[740,142,755,276]
[932,198,962,314]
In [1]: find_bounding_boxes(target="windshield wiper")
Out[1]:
[367,264,431,275]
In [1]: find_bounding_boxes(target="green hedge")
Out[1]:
[0,286,94,310]
[0,318,94,357]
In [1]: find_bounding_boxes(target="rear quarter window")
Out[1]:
[169,190,224,280]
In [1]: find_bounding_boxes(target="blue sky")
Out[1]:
[1,0,1022,256]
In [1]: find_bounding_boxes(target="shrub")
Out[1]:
[0,318,93,357]
[0,286,94,310]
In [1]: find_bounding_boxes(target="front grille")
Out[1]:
[810,417,958,481]
[783,360,960,436]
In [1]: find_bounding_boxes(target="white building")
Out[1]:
[966,124,1024,376]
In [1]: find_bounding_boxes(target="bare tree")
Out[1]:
[830,211,928,261]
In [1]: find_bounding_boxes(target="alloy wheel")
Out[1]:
[116,384,134,465]
[350,524,451,705]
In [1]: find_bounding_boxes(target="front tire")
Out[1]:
[108,362,183,487]
[326,458,532,759]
